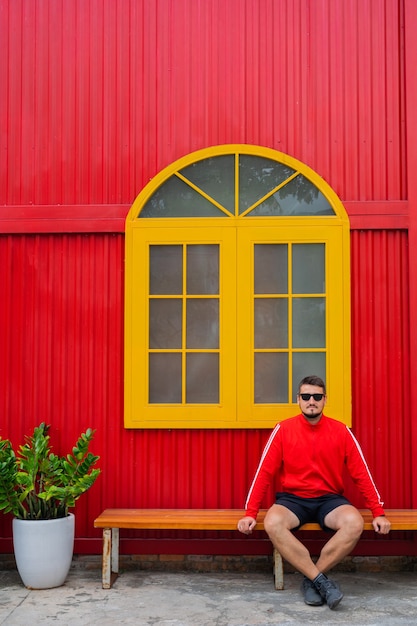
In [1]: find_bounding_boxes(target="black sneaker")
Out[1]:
[313,573,344,610]
[301,576,324,606]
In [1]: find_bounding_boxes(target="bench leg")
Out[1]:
[273,548,284,590]
[102,527,119,589]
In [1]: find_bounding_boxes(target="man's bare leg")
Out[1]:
[263,505,321,580]
[264,503,364,577]
[315,504,364,573]
[264,503,362,610]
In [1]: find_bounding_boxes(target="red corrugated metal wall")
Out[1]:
[1,0,415,556]
[350,230,410,507]
[0,0,405,204]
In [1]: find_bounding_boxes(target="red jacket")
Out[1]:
[245,414,385,519]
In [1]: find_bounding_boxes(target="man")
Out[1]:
[237,375,391,610]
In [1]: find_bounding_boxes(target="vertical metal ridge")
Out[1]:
[351,230,410,506]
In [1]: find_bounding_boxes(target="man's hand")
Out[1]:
[237,516,257,535]
[373,515,391,534]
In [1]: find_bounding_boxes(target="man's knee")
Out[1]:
[264,505,298,537]
[326,506,364,537]
[348,511,365,537]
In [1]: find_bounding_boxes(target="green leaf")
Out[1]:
[0,425,100,520]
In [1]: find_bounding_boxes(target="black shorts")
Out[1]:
[274,492,352,531]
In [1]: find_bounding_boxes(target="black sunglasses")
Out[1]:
[299,393,325,401]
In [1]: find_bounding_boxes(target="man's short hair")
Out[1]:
[298,375,326,395]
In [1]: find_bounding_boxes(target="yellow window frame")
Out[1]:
[236,223,350,427]
[125,226,237,428]
[125,144,351,428]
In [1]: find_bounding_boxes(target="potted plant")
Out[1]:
[0,423,100,589]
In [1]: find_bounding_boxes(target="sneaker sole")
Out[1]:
[301,581,325,606]
[327,592,344,610]
[304,598,324,606]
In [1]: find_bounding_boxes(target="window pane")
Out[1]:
[292,353,326,402]
[292,298,326,348]
[140,176,226,217]
[239,155,295,213]
[254,353,288,403]
[149,299,182,349]
[186,299,219,349]
[180,156,235,214]
[248,194,287,216]
[149,353,182,403]
[292,244,325,294]
[186,353,219,403]
[187,245,219,295]
[150,245,183,295]
[254,244,288,294]
[269,174,335,216]
[254,298,288,348]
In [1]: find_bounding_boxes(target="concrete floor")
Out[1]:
[1,567,417,625]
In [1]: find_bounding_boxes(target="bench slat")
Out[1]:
[94,508,417,589]
[94,509,246,530]
[94,508,417,531]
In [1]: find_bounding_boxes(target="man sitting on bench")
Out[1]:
[237,375,391,610]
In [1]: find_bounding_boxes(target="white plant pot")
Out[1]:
[13,513,75,589]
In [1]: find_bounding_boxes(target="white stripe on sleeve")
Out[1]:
[345,426,384,508]
[245,423,281,510]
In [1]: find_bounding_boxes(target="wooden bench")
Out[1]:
[94,508,417,589]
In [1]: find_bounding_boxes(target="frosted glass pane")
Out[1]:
[187,299,219,348]
[254,353,288,403]
[186,353,219,403]
[248,194,286,216]
[149,299,182,349]
[292,244,325,294]
[262,174,335,216]
[140,176,226,217]
[292,353,326,402]
[187,245,219,295]
[149,353,182,403]
[150,246,183,295]
[239,156,295,213]
[292,298,326,348]
[180,156,235,213]
[254,298,288,348]
[254,244,288,294]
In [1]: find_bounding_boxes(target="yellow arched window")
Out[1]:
[125,145,351,428]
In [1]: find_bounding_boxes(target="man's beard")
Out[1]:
[302,407,322,420]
